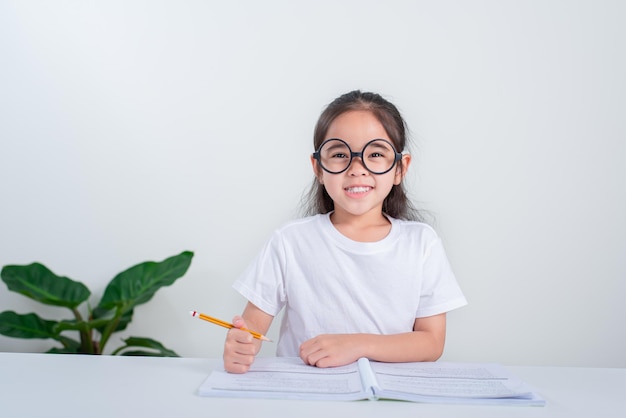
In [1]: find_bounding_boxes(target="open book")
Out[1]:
[198,357,545,406]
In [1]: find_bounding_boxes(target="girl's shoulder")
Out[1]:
[275,214,325,232]
[269,214,328,240]
[388,216,441,241]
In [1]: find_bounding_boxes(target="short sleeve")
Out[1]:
[415,237,467,318]
[232,231,287,317]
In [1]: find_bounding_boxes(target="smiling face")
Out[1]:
[311,110,411,225]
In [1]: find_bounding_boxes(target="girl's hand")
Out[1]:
[222,303,274,374]
[299,334,365,368]
[223,316,261,374]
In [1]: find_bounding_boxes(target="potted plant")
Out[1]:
[0,251,193,356]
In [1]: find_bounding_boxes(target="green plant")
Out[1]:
[0,251,193,356]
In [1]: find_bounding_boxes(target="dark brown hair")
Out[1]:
[301,90,421,221]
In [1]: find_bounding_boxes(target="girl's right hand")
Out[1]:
[223,316,261,374]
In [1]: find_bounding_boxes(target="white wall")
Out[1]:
[1,0,624,367]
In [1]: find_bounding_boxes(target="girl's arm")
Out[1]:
[299,313,447,368]
[223,302,274,373]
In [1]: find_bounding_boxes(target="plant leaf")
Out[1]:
[0,311,59,339]
[57,335,82,349]
[92,307,134,333]
[97,251,193,312]
[116,350,169,357]
[1,263,90,309]
[47,336,82,353]
[54,318,109,333]
[113,336,179,357]
[47,346,80,354]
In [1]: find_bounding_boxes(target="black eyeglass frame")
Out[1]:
[312,138,403,175]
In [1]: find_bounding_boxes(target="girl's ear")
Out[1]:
[310,155,324,184]
[394,154,412,185]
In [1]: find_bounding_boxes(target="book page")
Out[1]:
[370,361,533,399]
[241,356,356,374]
[356,357,379,399]
[198,357,366,400]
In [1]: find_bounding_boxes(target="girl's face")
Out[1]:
[311,110,411,223]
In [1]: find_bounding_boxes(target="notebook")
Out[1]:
[198,357,545,406]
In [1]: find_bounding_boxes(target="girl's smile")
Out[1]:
[344,184,373,197]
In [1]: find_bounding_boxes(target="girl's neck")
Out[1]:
[329,210,391,242]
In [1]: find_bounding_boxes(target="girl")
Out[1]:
[223,90,467,374]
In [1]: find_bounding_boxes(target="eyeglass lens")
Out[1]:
[317,139,397,174]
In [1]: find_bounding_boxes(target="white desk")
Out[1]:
[0,352,624,418]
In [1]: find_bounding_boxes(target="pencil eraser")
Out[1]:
[190,310,197,317]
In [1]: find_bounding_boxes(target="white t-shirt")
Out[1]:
[233,213,467,357]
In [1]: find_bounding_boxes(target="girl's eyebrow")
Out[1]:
[368,142,392,151]
[323,142,348,152]
[322,139,394,152]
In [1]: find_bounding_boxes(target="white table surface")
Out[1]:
[1,352,624,418]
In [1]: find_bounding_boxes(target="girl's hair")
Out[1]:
[301,90,422,221]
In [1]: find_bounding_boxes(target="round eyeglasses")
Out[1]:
[312,138,402,175]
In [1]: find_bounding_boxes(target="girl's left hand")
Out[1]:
[299,334,364,368]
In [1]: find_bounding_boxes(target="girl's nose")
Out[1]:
[347,157,368,176]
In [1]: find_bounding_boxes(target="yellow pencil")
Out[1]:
[189,310,271,342]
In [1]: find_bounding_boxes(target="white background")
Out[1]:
[1,0,624,367]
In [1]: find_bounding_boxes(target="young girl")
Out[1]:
[223,90,467,374]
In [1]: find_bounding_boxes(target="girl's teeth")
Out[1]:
[347,187,370,193]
